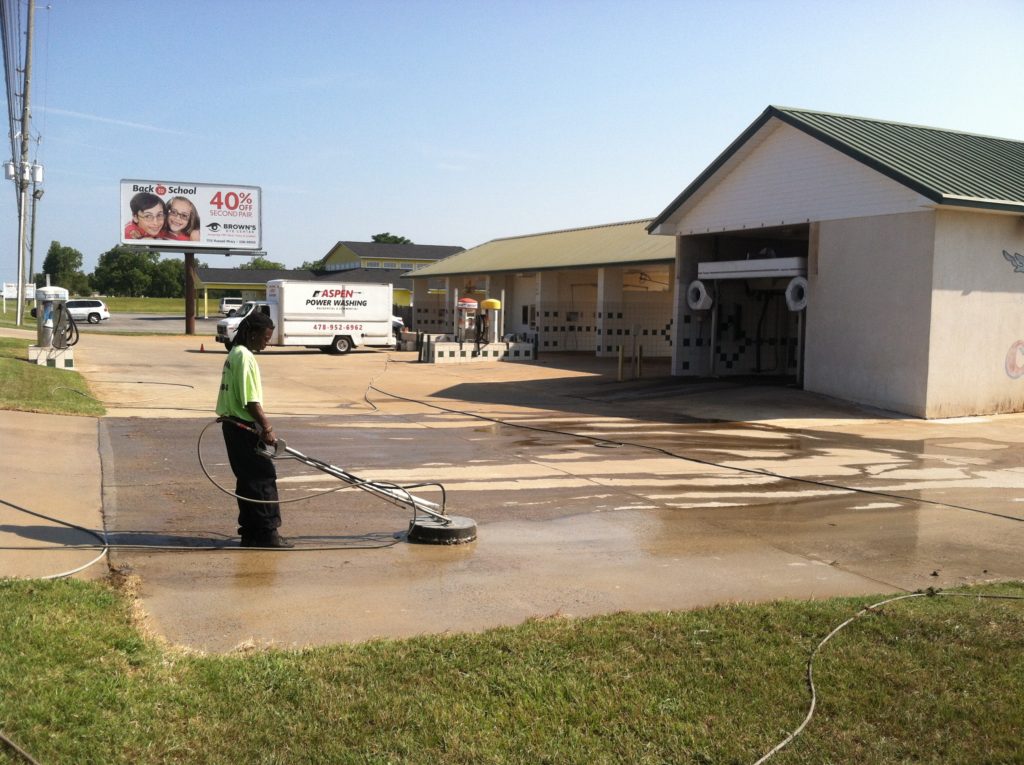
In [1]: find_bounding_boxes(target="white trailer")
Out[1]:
[215,279,396,354]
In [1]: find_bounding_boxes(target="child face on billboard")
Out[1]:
[167,199,194,234]
[134,203,165,237]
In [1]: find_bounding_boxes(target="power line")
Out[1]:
[0,0,25,203]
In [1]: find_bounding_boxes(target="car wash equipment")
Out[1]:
[220,418,477,545]
[28,285,79,368]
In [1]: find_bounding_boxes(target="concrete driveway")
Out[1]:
[3,328,1023,651]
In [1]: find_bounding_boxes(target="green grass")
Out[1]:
[98,297,199,314]
[0,310,33,330]
[0,297,209,325]
[0,337,104,416]
[0,579,1021,764]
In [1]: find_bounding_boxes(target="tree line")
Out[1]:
[37,243,306,298]
[37,232,413,297]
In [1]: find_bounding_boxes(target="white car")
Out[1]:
[65,298,110,324]
[220,297,244,316]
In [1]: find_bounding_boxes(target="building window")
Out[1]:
[400,262,414,270]
[325,261,358,272]
[365,261,381,269]
[384,262,397,269]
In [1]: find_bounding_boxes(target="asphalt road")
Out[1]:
[77,313,223,335]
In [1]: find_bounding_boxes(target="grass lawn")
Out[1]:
[99,297,195,314]
[0,578,1020,764]
[0,307,35,331]
[0,337,104,416]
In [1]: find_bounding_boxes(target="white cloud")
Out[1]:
[38,107,195,137]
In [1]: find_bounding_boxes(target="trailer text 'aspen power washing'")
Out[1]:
[216,279,396,354]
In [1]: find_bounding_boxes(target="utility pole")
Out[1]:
[185,251,196,334]
[28,180,41,287]
[14,0,34,327]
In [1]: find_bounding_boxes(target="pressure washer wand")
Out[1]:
[281,441,446,519]
[218,417,446,520]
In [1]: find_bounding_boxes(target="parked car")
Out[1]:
[220,297,244,316]
[66,298,110,324]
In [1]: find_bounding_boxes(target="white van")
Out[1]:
[215,280,396,354]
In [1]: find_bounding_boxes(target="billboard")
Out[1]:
[3,282,35,299]
[119,179,262,251]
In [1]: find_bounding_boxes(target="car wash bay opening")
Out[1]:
[676,224,809,384]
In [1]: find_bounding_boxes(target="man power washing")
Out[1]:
[215,311,294,548]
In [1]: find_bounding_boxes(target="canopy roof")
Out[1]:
[410,220,674,278]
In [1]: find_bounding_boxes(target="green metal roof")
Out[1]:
[323,241,464,265]
[410,219,674,278]
[650,106,1024,231]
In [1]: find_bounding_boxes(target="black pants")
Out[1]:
[221,421,281,535]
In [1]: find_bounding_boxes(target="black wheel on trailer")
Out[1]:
[329,335,353,354]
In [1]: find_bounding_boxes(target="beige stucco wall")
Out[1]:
[924,210,1024,417]
[663,121,934,236]
[805,211,936,416]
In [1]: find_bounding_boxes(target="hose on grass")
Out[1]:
[752,588,1024,764]
[0,730,41,765]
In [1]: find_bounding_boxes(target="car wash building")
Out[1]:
[649,106,1024,418]
[408,220,677,357]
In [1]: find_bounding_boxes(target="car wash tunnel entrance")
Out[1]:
[679,225,809,384]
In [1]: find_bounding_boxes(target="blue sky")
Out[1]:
[2,0,1023,283]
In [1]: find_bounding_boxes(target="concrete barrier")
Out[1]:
[423,337,534,364]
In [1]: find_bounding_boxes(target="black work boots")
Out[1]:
[240,531,294,549]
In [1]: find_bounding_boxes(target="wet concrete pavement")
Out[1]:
[3,329,1024,651]
[0,410,108,581]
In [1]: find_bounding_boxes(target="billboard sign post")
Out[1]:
[119,179,262,251]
